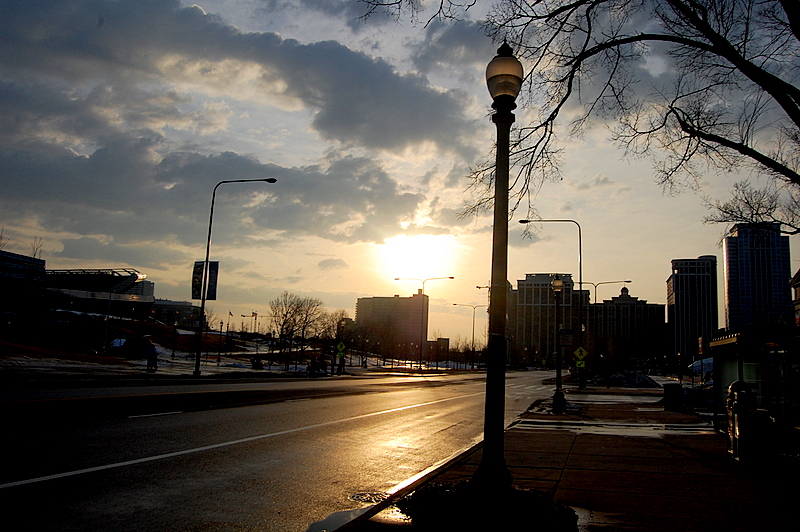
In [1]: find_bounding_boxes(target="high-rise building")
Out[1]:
[667,256,718,366]
[590,287,666,370]
[355,290,427,359]
[723,223,792,330]
[511,273,589,367]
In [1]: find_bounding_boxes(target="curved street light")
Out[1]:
[519,218,585,386]
[585,279,632,303]
[194,178,277,376]
[453,303,488,369]
[476,41,523,489]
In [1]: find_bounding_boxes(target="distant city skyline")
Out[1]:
[1,2,797,345]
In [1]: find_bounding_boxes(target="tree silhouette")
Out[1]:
[362,1,800,221]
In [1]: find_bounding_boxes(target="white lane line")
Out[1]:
[1,390,485,489]
[128,411,183,419]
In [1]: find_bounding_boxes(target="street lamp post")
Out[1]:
[453,303,487,370]
[474,42,523,489]
[520,218,585,388]
[217,320,224,365]
[551,275,567,414]
[394,276,454,369]
[194,178,277,376]
[585,280,631,376]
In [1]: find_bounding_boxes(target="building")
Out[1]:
[511,273,589,368]
[723,223,792,330]
[152,299,199,329]
[355,291,428,361]
[709,225,798,437]
[589,287,666,371]
[44,268,155,319]
[667,256,718,371]
[0,249,46,312]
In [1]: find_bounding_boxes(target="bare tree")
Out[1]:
[0,227,8,250]
[205,307,219,331]
[270,291,301,368]
[318,309,350,341]
[362,1,800,220]
[295,295,326,359]
[360,0,476,26]
[30,235,43,258]
[703,180,800,236]
[269,291,329,370]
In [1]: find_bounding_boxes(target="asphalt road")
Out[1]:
[1,371,554,531]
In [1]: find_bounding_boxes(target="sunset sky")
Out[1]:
[2,1,796,346]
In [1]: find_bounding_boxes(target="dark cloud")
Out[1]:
[410,20,495,75]
[259,0,387,31]
[0,0,476,155]
[0,0,471,254]
[272,39,475,155]
[54,237,189,270]
[0,140,427,246]
[318,258,348,270]
[249,156,425,244]
[573,175,616,190]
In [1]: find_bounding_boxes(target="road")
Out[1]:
[1,371,554,531]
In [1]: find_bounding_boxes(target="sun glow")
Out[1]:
[376,234,460,280]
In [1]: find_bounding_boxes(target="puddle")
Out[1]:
[305,492,389,532]
[349,492,388,504]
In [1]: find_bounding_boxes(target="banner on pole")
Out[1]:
[191,261,204,300]
[206,261,219,300]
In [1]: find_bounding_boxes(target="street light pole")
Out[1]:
[453,303,487,370]
[194,178,277,376]
[585,280,631,378]
[520,218,584,387]
[551,275,566,414]
[395,276,454,369]
[474,42,523,490]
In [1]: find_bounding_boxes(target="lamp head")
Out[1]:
[551,275,564,293]
[486,41,523,108]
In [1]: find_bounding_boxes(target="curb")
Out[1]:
[335,440,485,530]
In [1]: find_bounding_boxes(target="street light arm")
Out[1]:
[519,218,581,290]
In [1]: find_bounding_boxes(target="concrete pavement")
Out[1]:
[341,384,798,531]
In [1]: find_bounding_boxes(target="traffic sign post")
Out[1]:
[574,347,588,389]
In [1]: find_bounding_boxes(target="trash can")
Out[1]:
[663,382,683,411]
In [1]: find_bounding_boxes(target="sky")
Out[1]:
[1,0,797,346]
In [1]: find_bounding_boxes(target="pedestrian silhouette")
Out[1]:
[145,338,158,372]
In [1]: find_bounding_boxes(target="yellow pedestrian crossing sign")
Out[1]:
[337,342,346,352]
[574,347,587,360]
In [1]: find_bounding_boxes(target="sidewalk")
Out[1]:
[342,385,797,531]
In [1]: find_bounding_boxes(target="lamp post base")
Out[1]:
[472,458,513,491]
[553,389,566,414]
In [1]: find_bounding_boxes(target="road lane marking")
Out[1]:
[1,391,485,489]
[128,411,183,418]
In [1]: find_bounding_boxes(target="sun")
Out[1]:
[375,234,460,280]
